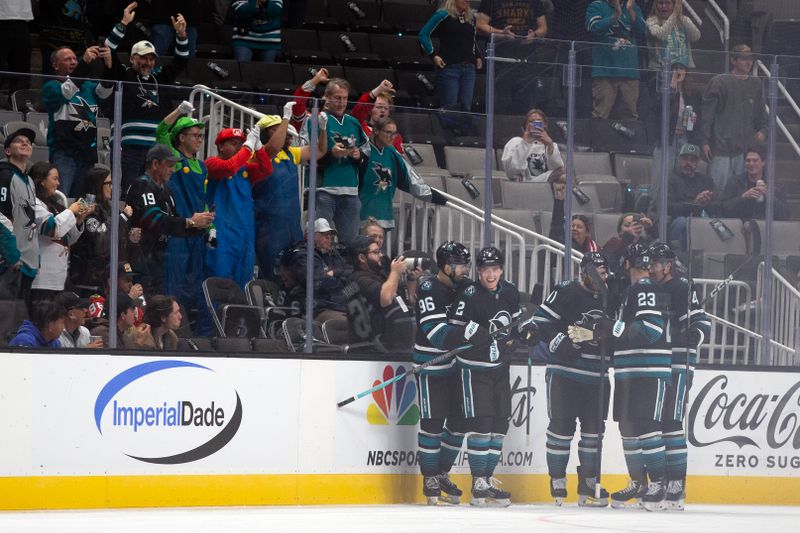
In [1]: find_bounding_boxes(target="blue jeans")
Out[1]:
[436,63,476,112]
[315,190,361,244]
[708,153,744,192]
[669,216,689,251]
[51,148,95,198]
[233,47,278,63]
[150,24,198,58]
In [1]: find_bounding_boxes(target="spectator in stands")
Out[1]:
[104,3,190,190]
[0,0,34,108]
[665,142,715,249]
[571,214,600,253]
[348,235,417,336]
[154,103,214,332]
[647,61,702,191]
[275,244,305,313]
[501,107,564,182]
[719,144,788,222]
[37,0,93,76]
[699,44,768,191]
[602,212,656,268]
[351,80,404,152]
[645,0,700,70]
[141,294,182,350]
[358,117,443,234]
[9,300,67,347]
[43,45,114,197]
[292,70,369,244]
[126,144,214,296]
[0,127,38,308]
[419,0,482,113]
[29,161,91,302]
[142,2,200,58]
[205,123,270,288]
[586,0,646,119]
[91,292,150,348]
[476,0,548,109]
[70,167,141,288]
[113,261,145,303]
[55,291,103,348]
[360,217,389,271]
[254,104,327,282]
[232,0,283,63]
[293,218,351,322]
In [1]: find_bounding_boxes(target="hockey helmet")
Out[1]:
[435,241,470,270]
[623,243,650,270]
[476,246,504,269]
[647,243,676,264]
[580,251,608,273]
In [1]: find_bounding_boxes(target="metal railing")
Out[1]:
[755,60,800,159]
[757,264,800,365]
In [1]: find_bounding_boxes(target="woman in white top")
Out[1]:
[501,108,564,182]
[29,161,91,300]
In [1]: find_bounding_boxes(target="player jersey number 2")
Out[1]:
[638,292,656,307]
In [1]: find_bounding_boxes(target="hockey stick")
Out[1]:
[526,353,532,447]
[684,217,694,441]
[697,253,760,307]
[583,263,609,498]
[336,315,531,408]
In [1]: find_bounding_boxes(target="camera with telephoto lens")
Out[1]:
[403,257,433,271]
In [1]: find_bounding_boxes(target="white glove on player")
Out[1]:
[488,339,500,362]
[568,325,594,344]
[178,100,195,115]
[61,77,80,100]
[244,125,260,152]
[318,111,328,131]
[283,101,296,121]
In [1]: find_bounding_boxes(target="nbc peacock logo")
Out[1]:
[366,365,420,425]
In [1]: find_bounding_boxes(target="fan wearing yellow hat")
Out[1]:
[204,120,272,288]
[251,101,329,282]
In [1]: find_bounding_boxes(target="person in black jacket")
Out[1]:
[666,143,716,249]
[718,144,789,222]
[126,144,214,295]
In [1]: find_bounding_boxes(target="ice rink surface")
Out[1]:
[1,504,798,533]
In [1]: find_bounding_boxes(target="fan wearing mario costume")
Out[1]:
[205,123,272,288]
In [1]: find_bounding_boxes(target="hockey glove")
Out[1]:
[517,318,539,344]
[568,325,594,344]
[549,331,580,359]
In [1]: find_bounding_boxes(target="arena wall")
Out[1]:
[0,353,798,509]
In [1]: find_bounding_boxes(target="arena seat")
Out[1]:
[612,153,653,188]
[2,120,46,145]
[443,146,491,176]
[499,181,554,211]
[571,151,613,176]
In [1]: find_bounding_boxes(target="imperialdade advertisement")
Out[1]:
[0,354,798,478]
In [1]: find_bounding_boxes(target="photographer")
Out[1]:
[348,235,420,334]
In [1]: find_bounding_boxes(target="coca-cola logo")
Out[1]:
[689,374,800,450]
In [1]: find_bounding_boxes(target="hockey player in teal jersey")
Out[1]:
[598,244,672,511]
[413,241,471,505]
[532,252,611,507]
[447,247,522,507]
[649,243,711,510]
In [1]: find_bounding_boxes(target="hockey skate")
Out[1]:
[486,477,511,507]
[665,479,686,511]
[423,475,441,506]
[470,476,492,507]
[643,479,667,512]
[577,467,608,507]
[436,473,462,505]
[550,477,567,506]
[610,478,646,509]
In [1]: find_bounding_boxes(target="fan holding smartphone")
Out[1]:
[500,108,564,182]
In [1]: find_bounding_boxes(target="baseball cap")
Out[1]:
[56,291,91,311]
[3,126,36,149]
[169,116,204,143]
[119,261,139,277]
[131,40,157,57]
[145,144,180,164]
[257,115,282,130]
[679,143,701,158]
[215,128,247,145]
[314,218,337,235]
[732,44,753,59]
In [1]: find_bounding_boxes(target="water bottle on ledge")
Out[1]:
[347,2,366,19]
[207,62,230,80]
[416,73,435,93]
[611,121,635,139]
[339,34,357,52]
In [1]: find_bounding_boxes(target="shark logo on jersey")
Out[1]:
[69,97,97,132]
[371,162,392,192]
[137,83,159,109]
[489,310,512,335]
[332,131,356,149]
